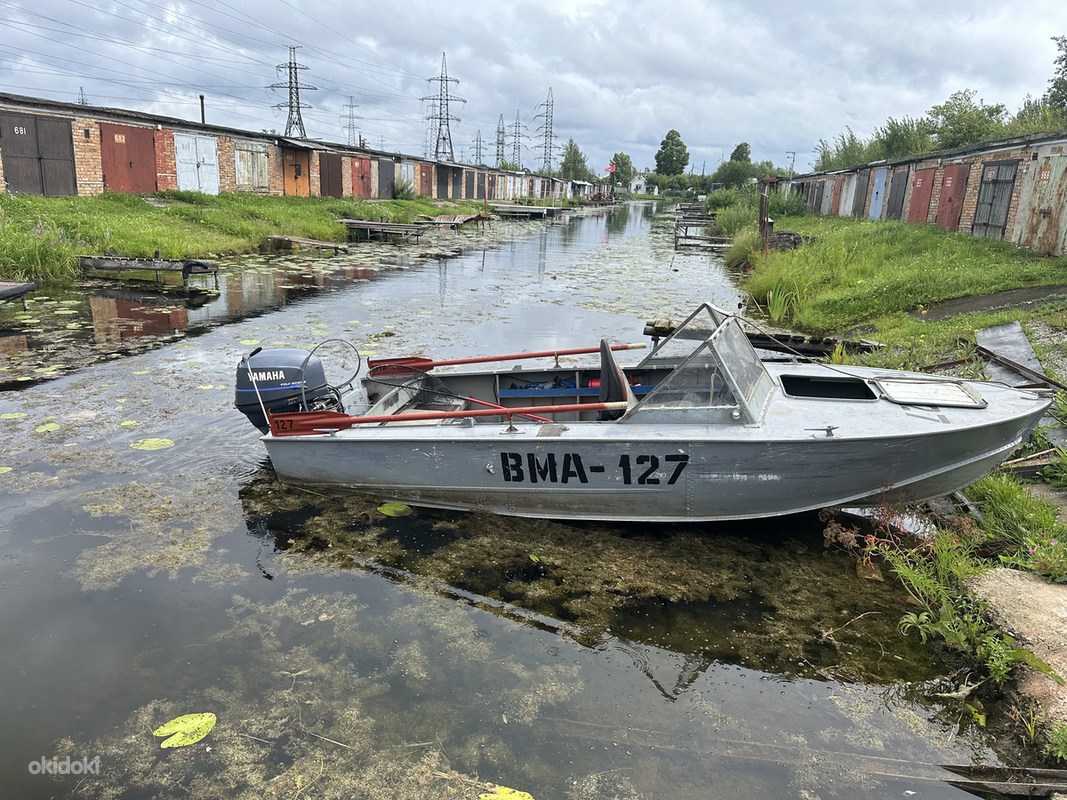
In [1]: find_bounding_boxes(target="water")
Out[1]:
[0,203,999,798]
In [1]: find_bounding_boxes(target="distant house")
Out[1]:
[630,172,656,195]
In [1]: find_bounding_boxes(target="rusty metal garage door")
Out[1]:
[0,112,76,195]
[906,168,936,224]
[934,163,971,231]
[318,152,343,198]
[100,123,157,193]
[1012,155,1067,254]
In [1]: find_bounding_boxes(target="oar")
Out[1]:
[367,343,646,375]
[268,401,630,436]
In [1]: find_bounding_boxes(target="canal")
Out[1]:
[0,202,1002,798]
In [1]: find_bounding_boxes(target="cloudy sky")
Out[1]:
[3,0,1067,176]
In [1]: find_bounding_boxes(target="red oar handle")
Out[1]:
[367,342,645,373]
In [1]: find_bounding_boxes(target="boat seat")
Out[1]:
[598,339,637,420]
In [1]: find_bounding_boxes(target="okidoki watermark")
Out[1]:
[27,755,100,776]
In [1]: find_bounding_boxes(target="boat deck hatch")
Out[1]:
[874,378,987,408]
[780,374,877,400]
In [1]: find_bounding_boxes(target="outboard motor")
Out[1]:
[235,348,342,433]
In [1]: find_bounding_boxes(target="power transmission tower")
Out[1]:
[509,110,525,168]
[77,86,89,105]
[471,130,485,165]
[495,115,506,167]
[422,98,438,158]
[422,52,465,161]
[269,45,316,138]
[536,87,555,171]
[341,96,362,147]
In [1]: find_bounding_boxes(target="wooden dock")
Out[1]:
[0,280,35,308]
[264,235,349,254]
[79,255,219,288]
[420,213,486,229]
[490,204,564,219]
[338,218,429,242]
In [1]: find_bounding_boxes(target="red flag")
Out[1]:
[604,163,616,173]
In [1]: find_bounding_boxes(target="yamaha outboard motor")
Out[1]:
[235,348,342,433]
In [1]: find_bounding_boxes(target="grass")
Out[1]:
[0,192,480,283]
[744,216,1067,336]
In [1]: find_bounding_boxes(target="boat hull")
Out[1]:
[262,405,1045,521]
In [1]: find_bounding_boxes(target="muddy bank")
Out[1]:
[971,564,1067,746]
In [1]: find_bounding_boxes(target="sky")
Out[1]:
[3,0,1067,177]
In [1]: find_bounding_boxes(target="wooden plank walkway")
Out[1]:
[264,235,349,254]
[338,218,429,242]
[420,214,485,229]
[79,255,219,288]
[490,204,564,219]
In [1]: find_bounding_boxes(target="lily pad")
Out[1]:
[152,712,217,749]
[377,502,413,517]
[130,437,174,451]
[239,339,260,346]
[0,466,12,475]
[1,412,28,420]
[120,420,140,427]
[35,422,61,433]
[479,787,534,800]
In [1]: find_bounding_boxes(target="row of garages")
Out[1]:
[0,91,597,203]
[781,130,1067,256]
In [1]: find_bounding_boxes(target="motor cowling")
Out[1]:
[235,348,340,433]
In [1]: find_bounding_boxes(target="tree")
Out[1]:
[557,138,593,182]
[1044,35,1067,114]
[610,152,636,186]
[729,142,751,163]
[654,129,689,175]
[1007,95,1067,136]
[927,89,1007,149]
[872,116,935,160]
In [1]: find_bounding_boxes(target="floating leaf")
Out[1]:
[377,502,413,517]
[130,437,174,450]
[0,466,12,475]
[35,422,61,433]
[479,786,534,800]
[239,339,260,346]
[152,712,216,748]
[120,420,140,427]
[1,412,28,419]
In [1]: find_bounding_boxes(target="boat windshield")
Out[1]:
[631,305,774,424]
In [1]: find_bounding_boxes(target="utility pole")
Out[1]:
[423,52,465,161]
[535,87,555,172]
[509,110,525,169]
[495,114,506,167]
[786,151,796,177]
[341,96,361,147]
[269,46,316,138]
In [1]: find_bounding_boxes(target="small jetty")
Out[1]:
[338,218,429,242]
[674,204,726,250]
[79,255,219,288]
[490,204,564,219]
[419,213,486,230]
[264,235,349,254]
[0,280,36,307]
